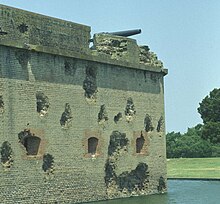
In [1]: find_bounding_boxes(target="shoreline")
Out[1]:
[168,178,220,181]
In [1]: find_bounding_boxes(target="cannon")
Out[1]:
[89,29,141,42]
[106,29,141,37]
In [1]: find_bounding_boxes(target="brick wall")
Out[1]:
[0,45,166,203]
[0,4,167,204]
[0,4,90,52]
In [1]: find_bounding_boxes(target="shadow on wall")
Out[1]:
[0,48,161,94]
[1,48,29,80]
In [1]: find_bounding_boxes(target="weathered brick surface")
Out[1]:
[0,4,167,204]
[0,4,90,52]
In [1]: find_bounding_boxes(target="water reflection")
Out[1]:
[88,180,220,204]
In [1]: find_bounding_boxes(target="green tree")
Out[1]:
[166,131,181,158]
[201,122,220,143]
[198,88,220,123]
[198,88,220,144]
[166,126,212,158]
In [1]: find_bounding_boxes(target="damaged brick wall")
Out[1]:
[0,95,4,113]
[36,92,49,116]
[18,129,41,155]
[157,116,164,132]
[17,23,28,33]
[125,97,136,122]
[60,103,72,128]
[94,38,128,60]
[114,112,122,123]
[83,66,97,99]
[107,131,128,156]
[98,104,108,124]
[139,46,163,68]
[144,114,154,132]
[116,163,149,193]
[105,131,129,195]
[105,131,150,197]
[92,34,164,67]
[18,129,45,157]
[0,5,167,204]
[0,47,167,203]
[42,153,54,176]
[0,141,13,169]
[157,176,166,193]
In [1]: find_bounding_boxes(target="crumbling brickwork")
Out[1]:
[0,4,168,204]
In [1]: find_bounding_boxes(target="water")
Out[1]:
[89,180,220,204]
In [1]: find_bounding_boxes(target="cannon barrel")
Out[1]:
[108,29,141,37]
[89,29,142,42]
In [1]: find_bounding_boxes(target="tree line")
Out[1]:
[166,88,220,158]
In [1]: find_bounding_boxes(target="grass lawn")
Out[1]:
[167,158,220,179]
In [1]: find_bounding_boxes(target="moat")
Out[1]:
[89,179,220,204]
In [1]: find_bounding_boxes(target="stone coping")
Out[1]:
[0,41,168,75]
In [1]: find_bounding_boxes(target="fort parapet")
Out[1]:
[0,4,167,203]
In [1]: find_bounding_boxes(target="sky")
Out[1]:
[0,0,220,133]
